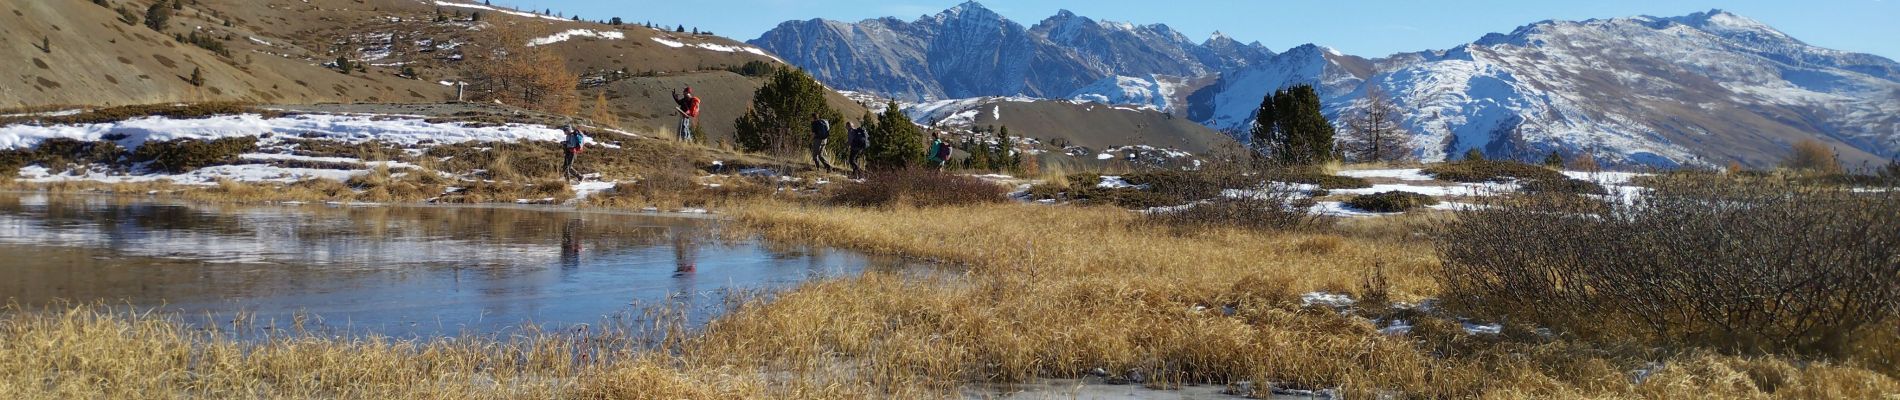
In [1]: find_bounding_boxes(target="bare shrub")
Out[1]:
[829,169,1006,208]
[1138,162,1326,232]
[1436,176,1900,357]
[1345,191,1437,212]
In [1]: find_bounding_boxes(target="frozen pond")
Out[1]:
[0,193,912,336]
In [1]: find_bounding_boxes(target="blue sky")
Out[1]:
[493,0,1900,59]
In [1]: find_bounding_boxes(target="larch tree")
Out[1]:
[588,92,619,129]
[1340,86,1415,163]
[1783,138,1843,175]
[466,21,579,115]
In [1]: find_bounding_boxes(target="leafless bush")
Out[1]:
[1139,162,1326,232]
[1436,176,1900,357]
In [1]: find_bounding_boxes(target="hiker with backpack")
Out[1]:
[672,87,700,142]
[845,120,869,176]
[810,113,835,172]
[927,132,952,171]
[561,124,587,182]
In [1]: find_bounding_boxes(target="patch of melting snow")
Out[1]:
[1331,182,1517,197]
[1337,168,1434,181]
[1,113,564,150]
[649,37,783,62]
[1379,320,1414,335]
[568,180,616,202]
[527,29,625,46]
[1310,201,1394,217]
[1300,292,1355,308]
[1462,321,1503,335]
[1096,153,1114,160]
[1095,176,1145,189]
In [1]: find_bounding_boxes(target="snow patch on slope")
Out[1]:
[528,29,624,46]
[1066,74,1181,112]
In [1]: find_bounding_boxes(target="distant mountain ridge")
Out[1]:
[1196,9,1900,167]
[749,1,1270,102]
[756,4,1900,168]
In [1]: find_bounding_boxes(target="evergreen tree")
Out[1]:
[610,17,623,25]
[334,57,352,74]
[997,125,1020,170]
[144,2,171,32]
[1543,151,1565,168]
[676,25,686,33]
[470,11,481,21]
[1250,85,1335,165]
[732,67,837,154]
[866,101,925,169]
[188,67,204,86]
[966,136,990,170]
[1464,148,1485,161]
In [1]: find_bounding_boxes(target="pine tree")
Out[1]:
[144,2,171,32]
[470,11,481,21]
[866,101,925,169]
[1543,151,1565,168]
[334,57,352,74]
[733,68,838,154]
[1250,85,1334,165]
[676,25,686,33]
[1463,148,1485,161]
[188,67,204,86]
[610,17,622,25]
[998,125,1020,170]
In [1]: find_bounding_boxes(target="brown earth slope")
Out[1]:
[2,0,862,142]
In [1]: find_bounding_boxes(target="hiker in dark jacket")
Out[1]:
[810,113,835,172]
[561,124,586,182]
[845,121,869,176]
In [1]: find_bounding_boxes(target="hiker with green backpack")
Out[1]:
[926,132,952,171]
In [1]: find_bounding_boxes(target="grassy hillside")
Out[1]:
[1,0,864,140]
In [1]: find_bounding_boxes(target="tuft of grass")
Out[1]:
[829,169,1008,208]
[130,137,258,173]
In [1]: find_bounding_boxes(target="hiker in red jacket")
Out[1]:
[672,87,700,142]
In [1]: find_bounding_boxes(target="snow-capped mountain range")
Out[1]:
[756,4,1900,168]
[749,2,1270,102]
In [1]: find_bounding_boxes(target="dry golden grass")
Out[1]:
[3,185,1896,398]
[706,201,1900,397]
